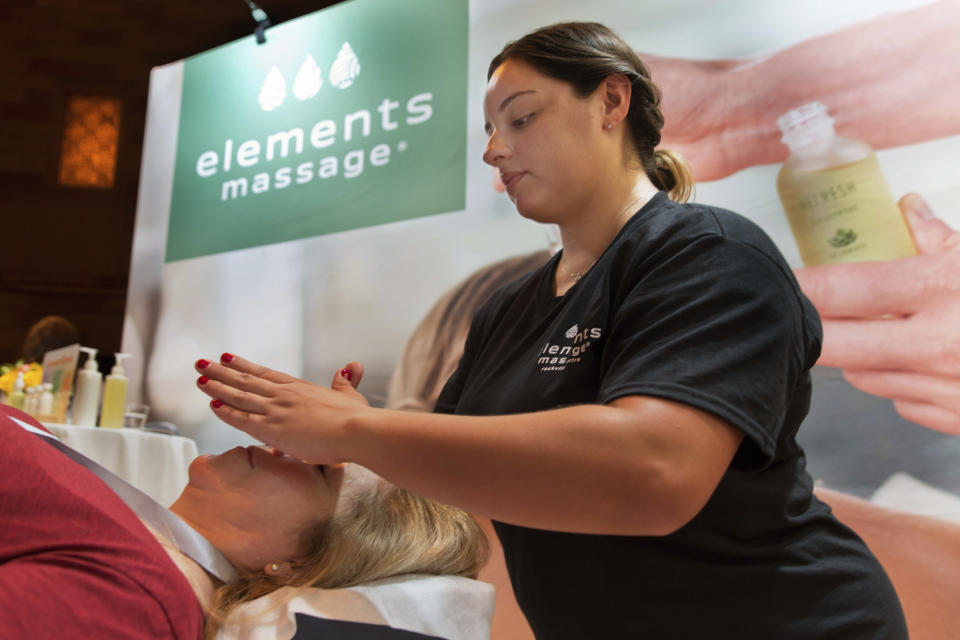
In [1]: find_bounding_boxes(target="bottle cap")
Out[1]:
[777,102,835,149]
[111,353,133,376]
[79,346,99,371]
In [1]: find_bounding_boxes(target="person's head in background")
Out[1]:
[484,21,693,215]
[388,250,553,413]
[20,315,80,363]
[169,446,488,638]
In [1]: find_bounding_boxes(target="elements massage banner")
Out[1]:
[167,0,467,261]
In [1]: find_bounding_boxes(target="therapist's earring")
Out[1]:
[605,122,613,130]
[269,562,280,573]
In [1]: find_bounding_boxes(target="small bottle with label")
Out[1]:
[775,102,917,266]
[7,372,26,411]
[24,385,40,416]
[38,383,55,418]
[73,347,103,426]
[98,353,131,429]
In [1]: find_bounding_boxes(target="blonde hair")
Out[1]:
[489,22,695,203]
[203,485,488,638]
[388,250,553,412]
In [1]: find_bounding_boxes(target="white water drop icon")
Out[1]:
[293,54,323,101]
[329,42,361,89]
[258,65,287,111]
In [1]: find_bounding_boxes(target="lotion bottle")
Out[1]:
[7,372,26,411]
[73,347,102,426]
[775,102,917,266]
[38,383,55,418]
[24,386,40,416]
[98,353,131,428]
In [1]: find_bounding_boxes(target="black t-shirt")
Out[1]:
[435,193,906,639]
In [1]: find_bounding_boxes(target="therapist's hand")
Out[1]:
[795,193,960,435]
[195,353,373,464]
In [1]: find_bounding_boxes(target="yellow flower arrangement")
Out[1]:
[0,361,44,394]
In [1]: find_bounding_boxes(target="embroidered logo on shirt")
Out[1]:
[537,325,602,372]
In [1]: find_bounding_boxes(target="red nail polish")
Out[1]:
[220,353,235,364]
[340,368,352,381]
[211,399,223,409]
[197,359,210,369]
[198,376,209,386]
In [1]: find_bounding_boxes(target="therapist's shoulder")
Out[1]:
[621,199,781,275]
[686,201,787,261]
[677,201,822,351]
[642,198,775,250]
[650,199,797,279]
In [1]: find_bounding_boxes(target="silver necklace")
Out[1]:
[562,189,655,283]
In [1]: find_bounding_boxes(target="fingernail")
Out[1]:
[197,359,210,369]
[221,353,235,364]
[198,376,209,386]
[340,368,352,381]
[211,399,223,409]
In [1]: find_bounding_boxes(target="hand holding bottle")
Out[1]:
[795,193,960,434]
[641,1,960,182]
[776,102,916,266]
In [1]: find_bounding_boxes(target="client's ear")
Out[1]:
[264,560,296,584]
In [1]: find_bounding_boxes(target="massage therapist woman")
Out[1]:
[195,23,907,638]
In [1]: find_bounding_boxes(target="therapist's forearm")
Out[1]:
[648,0,960,181]
[341,396,740,536]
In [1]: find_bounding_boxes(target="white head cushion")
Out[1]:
[219,574,494,640]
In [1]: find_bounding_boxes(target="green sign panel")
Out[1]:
[167,0,468,262]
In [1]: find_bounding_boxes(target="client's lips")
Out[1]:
[500,170,526,193]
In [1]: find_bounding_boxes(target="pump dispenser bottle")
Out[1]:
[7,372,26,411]
[73,347,102,426]
[776,102,916,266]
[98,353,131,428]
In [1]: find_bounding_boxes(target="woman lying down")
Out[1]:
[0,403,490,640]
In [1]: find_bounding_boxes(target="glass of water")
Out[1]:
[123,402,150,429]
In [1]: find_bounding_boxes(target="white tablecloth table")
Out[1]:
[43,423,198,507]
